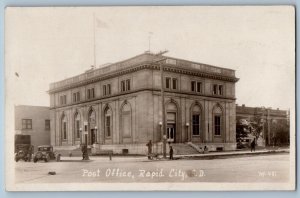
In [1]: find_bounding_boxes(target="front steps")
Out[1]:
[171,143,201,155]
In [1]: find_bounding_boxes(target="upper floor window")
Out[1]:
[60,95,67,105]
[103,84,111,96]
[166,77,171,89]
[191,81,202,93]
[87,88,95,99]
[73,92,80,103]
[22,119,32,129]
[213,84,224,95]
[121,79,131,92]
[165,77,178,90]
[45,119,50,130]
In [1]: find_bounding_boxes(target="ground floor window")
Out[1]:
[214,115,221,136]
[192,114,200,135]
[63,122,67,139]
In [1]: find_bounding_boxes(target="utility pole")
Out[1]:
[153,50,168,158]
[93,13,96,67]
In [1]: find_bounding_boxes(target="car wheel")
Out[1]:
[15,156,19,162]
[33,158,38,163]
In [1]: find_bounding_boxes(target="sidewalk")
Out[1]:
[175,148,290,160]
[59,148,289,162]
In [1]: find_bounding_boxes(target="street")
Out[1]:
[15,153,290,183]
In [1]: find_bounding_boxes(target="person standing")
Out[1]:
[251,138,256,152]
[146,140,152,159]
[169,145,174,160]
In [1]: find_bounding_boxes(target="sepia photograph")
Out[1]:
[5,6,295,191]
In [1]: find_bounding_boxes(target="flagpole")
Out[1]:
[93,13,96,67]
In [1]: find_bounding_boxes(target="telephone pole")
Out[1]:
[153,50,168,158]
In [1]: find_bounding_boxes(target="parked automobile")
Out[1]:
[15,144,34,162]
[33,145,61,163]
[15,135,34,162]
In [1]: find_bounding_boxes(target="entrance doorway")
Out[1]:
[167,124,176,143]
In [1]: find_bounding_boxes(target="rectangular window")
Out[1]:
[192,115,200,135]
[87,88,95,99]
[105,116,111,137]
[107,84,111,95]
[214,116,221,136]
[172,78,177,90]
[126,79,131,91]
[165,77,171,89]
[121,81,126,92]
[103,85,107,96]
[191,81,196,92]
[77,92,80,101]
[73,92,80,102]
[45,119,50,130]
[91,88,95,98]
[219,85,223,95]
[121,80,130,92]
[60,95,67,105]
[22,119,32,129]
[103,84,111,96]
[213,85,218,95]
[197,82,202,93]
[87,89,90,99]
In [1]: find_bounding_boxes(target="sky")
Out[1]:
[5,6,295,110]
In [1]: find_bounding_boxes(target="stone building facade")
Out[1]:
[48,53,239,154]
[15,105,51,152]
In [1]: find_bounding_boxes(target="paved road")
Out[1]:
[15,153,290,183]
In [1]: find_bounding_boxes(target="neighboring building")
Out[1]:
[15,105,51,152]
[48,52,239,154]
[236,104,290,146]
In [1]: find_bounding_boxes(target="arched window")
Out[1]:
[192,105,201,136]
[121,103,132,137]
[213,106,223,136]
[104,107,112,138]
[74,112,81,139]
[61,114,67,140]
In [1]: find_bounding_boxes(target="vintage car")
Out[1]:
[15,135,34,162]
[33,145,61,163]
[15,144,34,162]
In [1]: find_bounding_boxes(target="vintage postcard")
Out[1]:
[5,6,295,191]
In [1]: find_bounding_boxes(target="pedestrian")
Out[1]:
[169,145,174,160]
[146,140,152,159]
[251,138,256,152]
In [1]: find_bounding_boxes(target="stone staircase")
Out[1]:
[172,143,200,155]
